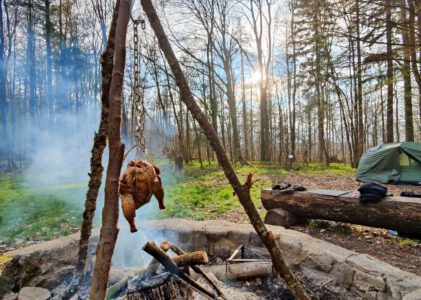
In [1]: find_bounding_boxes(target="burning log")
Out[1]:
[107,243,210,299]
[142,241,218,299]
[142,241,172,278]
[126,272,193,300]
[168,243,227,300]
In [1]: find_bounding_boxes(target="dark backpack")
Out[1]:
[358,183,388,204]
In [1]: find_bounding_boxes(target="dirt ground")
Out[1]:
[221,173,421,277]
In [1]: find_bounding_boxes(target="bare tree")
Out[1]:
[140,0,310,298]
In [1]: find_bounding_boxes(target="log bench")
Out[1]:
[261,189,421,237]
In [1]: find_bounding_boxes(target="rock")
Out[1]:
[388,283,402,300]
[0,234,80,297]
[330,263,355,288]
[305,254,335,272]
[214,257,223,265]
[211,238,236,259]
[353,270,385,292]
[264,208,305,228]
[403,289,421,300]
[14,240,24,247]
[2,292,17,300]
[18,287,51,300]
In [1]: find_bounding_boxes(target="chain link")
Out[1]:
[133,21,145,157]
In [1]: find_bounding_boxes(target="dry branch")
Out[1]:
[89,0,131,299]
[77,0,120,275]
[139,1,309,299]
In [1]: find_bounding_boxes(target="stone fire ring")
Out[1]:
[1,219,421,299]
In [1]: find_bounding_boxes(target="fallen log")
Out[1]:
[262,189,421,237]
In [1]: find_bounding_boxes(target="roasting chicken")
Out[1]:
[119,160,165,232]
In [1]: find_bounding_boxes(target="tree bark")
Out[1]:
[400,0,414,141]
[386,0,394,143]
[0,0,7,146]
[139,1,310,299]
[45,0,53,119]
[78,0,120,274]
[240,49,249,161]
[408,0,421,139]
[89,0,130,298]
[262,189,421,237]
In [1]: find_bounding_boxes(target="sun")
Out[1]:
[250,70,261,84]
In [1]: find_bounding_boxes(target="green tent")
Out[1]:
[356,142,421,185]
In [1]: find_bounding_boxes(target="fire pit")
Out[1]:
[1,219,421,299]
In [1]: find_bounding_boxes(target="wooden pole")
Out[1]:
[89,1,131,299]
[139,1,309,299]
[78,0,120,275]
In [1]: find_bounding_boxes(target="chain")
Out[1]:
[132,20,145,158]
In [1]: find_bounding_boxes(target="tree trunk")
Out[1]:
[262,189,421,237]
[27,0,36,124]
[222,48,242,162]
[314,9,326,164]
[408,0,421,139]
[78,0,119,274]
[45,0,53,120]
[386,1,394,143]
[89,0,130,298]
[241,49,249,161]
[140,1,310,299]
[355,0,364,160]
[400,0,414,141]
[0,0,7,146]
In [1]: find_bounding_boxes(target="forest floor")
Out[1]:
[1,161,420,276]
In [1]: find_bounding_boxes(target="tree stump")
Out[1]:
[127,272,193,300]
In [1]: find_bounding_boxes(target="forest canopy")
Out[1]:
[0,0,420,170]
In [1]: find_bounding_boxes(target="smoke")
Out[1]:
[23,111,100,196]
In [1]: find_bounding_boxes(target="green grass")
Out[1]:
[0,161,355,245]
[0,175,83,245]
[293,162,355,175]
[158,161,354,221]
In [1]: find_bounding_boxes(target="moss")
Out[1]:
[308,219,330,229]
[332,223,353,235]
[0,255,13,274]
